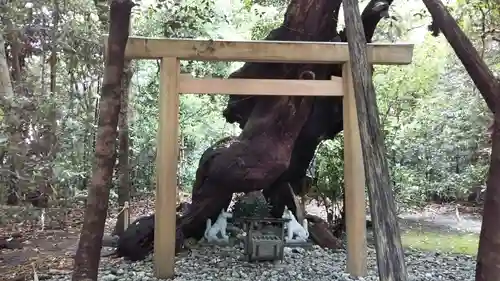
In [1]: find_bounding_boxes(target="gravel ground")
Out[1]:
[46,244,475,281]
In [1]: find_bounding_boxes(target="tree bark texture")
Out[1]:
[343,0,407,280]
[420,1,500,280]
[71,1,134,280]
[113,60,133,237]
[479,116,500,281]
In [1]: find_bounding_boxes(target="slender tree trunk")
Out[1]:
[420,1,500,280]
[0,36,12,195]
[343,0,407,279]
[71,0,134,280]
[1,24,25,205]
[0,31,14,130]
[92,0,109,191]
[41,0,61,200]
[113,60,132,236]
[49,0,59,95]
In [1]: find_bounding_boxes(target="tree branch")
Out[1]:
[422,0,500,113]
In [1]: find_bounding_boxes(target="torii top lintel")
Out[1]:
[101,35,414,65]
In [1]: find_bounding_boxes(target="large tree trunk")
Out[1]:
[117,0,394,259]
[177,0,393,249]
[71,0,134,280]
[420,1,500,281]
[181,0,342,244]
[343,0,406,279]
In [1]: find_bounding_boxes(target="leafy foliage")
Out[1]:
[230,192,272,220]
[311,0,498,213]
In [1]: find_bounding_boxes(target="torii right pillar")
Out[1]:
[342,0,410,280]
[342,62,368,276]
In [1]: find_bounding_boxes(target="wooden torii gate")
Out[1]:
[107,36,414,279]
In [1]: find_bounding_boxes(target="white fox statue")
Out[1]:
[282,209,309,243]
[204,209,233,243]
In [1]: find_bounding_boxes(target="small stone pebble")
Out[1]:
[46,245,476,281]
